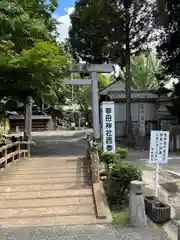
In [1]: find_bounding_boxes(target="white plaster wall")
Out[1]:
[115,102,157,122]
[114,102,157,137]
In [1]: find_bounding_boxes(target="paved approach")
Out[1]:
[0,131,169,239]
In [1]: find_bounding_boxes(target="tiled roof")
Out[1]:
[107,91,158,101]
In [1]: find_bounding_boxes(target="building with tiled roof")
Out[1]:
[99,80,174,137]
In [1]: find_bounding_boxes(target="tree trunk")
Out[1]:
[125,8,133,137]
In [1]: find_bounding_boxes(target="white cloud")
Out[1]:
[56,7,74,43]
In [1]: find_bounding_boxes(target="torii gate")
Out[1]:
[25,63,113,142]
[62,63,113,140]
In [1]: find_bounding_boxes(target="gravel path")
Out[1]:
[0,224,169,240]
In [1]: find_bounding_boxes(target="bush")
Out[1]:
[100,152,116,166]
[100,152,122,172]
[105,161,142,206]
[116,147,128,159]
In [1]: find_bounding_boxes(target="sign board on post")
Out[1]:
[149,130,169,197]
[101,102,115,153]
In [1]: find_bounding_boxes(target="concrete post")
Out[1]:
[129,180,147,227]
[91,72,100,140]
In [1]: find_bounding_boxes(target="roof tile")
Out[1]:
[107,91,158,101]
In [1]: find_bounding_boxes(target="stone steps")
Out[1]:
[0,215,107,229]
[9,165,88,171]
[0,188,93,200]
[0,183,90,192]
[0,205,95,219]
[3,169,89,175]
[0,155,98,228]
[0,196,94,208]
[0,177,90,185]
[1,172,89,179]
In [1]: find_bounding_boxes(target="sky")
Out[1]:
[55,0,76,42]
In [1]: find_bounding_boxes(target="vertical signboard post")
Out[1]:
[138,103,145,137]
[101,102,115,153]
[149,130,169,197]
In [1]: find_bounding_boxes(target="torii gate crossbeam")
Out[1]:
[63,64,114,141]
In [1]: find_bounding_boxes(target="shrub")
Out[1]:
[100,152,122,170]
[116,147,128,159]
[100,152,116,166]
[105,161,142,206]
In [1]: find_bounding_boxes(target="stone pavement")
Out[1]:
[0,224,169,240]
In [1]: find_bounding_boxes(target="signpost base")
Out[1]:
[155,163,159,197]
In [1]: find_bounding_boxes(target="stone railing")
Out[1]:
[0,141,34,169]
[86,135,100,184]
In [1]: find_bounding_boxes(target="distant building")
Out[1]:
[99,80,174,137]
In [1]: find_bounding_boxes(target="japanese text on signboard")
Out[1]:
[149,131,169,164]
[104,107,113,152]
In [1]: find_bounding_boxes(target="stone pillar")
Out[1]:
[91,72,100,140]
[129,180,147,227]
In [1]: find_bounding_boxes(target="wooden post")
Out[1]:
[4,148,7,168]
[27,142,31,158]
[91,141,99,183]
[178,224,180,240]
[18,143,21,159]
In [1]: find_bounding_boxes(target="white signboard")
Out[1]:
[101,102,115,153]
[138,103,145,136]
[149,130,169,164]
[149,130,169,197]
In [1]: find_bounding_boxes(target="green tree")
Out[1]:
[130,52,164,89]
[157,0,180,119]
[0,41,71,102]
[0,0,58,51]
[0,0,73,107]
[69,0,155,136]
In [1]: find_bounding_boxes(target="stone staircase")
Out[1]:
[0,156,100,228]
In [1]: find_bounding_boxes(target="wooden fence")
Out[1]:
[0,141,34,169]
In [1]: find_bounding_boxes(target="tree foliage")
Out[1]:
[0,0,72,112]
[0,41,71,101]
[157,1,180,78]
[130,52,164,89]
[0,0,58,51]
[157,0,180,118]
[69,0,155,135]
